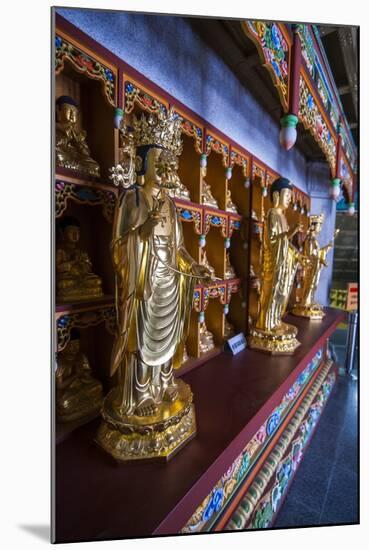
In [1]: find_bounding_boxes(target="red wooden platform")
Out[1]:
[54,308,344,542]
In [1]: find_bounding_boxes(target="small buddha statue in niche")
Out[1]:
[56,329,103,423]
[202,180,219,208]
[56,216,104,302]
[199,322,215,354]
[225,253,236,279]
[55,95,100,178]
[182,346,189,364]
[168,173,191,201]
[249,264,261,294]
[224,317,236,339]
[201,249,216,279]
[226,189,238,214]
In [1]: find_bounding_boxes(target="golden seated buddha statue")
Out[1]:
[225,253,236,279]
[199,322,215,354]
[56,217,104,302]
[226,189,238,213]
[182,346,189,364]
[168,173,191,200]
[56,330,103,423]
[224,317,236,339]
[201,249,216,279]
[55,95,100,178]
[202,180,219,208]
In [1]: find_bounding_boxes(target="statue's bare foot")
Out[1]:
[163,384,178,402]
[135,398,158,417]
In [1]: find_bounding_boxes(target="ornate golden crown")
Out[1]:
[132,107,183,156]
[309,213,324,224]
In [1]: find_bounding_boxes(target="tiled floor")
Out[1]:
[274,326,358,529]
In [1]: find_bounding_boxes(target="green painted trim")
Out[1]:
[280,114,299,128]
[114,107,124,116]
[331,178,341,187]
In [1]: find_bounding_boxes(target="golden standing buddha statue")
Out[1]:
[292,214,339,319]
[248,177,304,354]
[56,329,103,423]
[55,95,100,178]
[96,109,212,462]
[56,217,104,302]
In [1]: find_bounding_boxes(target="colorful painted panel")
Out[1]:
[55,180,116,222]
[340,124,357,171]
[176,112,203,154]
[124,80,167,114]
[250,371,336,528]
[299,76,336,174]
[193,288,202,312]
[252,162,266,186]
[203,284,227,310]
[228,216,242,237]
[230,150,249,176]
[55,33,116,106]
[296,24,315,79]
[181,348,324,533]
[243,21,289,111]
[204,210,228,237]
[226,361,336,530]
[205,133,229,166]
[297,25,338,133]
[175,202,202,234]
[298,25,356,172]
[57,306,115,352]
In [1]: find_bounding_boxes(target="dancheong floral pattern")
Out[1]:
[245,21,289,111]
[124,81,167,115]
[181,348,324,533]
[296,24,315,79]
[251,371,336,528]
[55,34,115,106]
[299,76,336,174]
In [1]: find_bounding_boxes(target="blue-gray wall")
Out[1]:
[56,8,337,305]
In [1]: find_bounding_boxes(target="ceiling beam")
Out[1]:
[338,84,351,95]
[338,27,358,119]
[319,26,338,37]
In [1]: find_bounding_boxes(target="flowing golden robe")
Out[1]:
[256,208,299,332]
[110,188,195,415]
